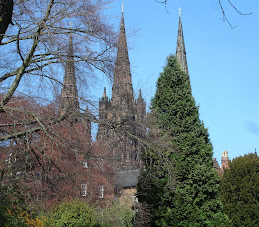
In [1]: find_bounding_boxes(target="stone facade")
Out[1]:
[58,9,146,195]
[97,11,146,187]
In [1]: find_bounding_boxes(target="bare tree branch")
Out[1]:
[0,0,55,107]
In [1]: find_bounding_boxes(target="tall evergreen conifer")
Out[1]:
[138,55,229,226]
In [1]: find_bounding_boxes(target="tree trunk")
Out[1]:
[0,0,13,44]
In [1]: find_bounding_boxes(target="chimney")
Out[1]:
[221,150,229,171]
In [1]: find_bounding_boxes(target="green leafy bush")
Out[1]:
[96,201,134,227]
[45,199,97,227]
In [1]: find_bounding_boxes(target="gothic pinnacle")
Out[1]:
[102,87,107,98]
[138,89,142,99]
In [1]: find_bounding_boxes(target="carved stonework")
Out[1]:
[97,11,146,186]
[59,33,79,117]
[176,14,189,74]
[59,33,91,139]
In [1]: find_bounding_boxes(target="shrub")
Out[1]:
[45,199,97,227]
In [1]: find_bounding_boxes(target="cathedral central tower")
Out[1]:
[97,7,146,188]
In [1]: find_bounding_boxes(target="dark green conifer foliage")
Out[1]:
[219,153,259,226]
[138,55,229,226]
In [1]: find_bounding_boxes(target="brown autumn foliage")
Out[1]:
[0,94,116,209]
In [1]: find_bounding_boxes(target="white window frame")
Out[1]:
[98,185,104,198]
[81,183,87,197]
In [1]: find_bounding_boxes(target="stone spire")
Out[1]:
[136,89,146,126]
[97,7,146,187]
[176,9,189,74]
[60,33,79,116]
[138,89,142,99]
[137,89,144,107]
[111,9,134,115]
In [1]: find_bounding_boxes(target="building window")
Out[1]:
[5,152,12,165]
[132,195,138,204]
[98,185,104,198]
[81,183,87,197]
[82,161,88,168]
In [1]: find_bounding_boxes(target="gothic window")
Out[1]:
[82,161,88,168]
[81,183,87,197]
[98,185,104,198]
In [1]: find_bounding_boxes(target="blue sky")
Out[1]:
[94,0,259,163]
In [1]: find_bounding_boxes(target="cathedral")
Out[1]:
[59,8,146,192]
[58,7,227,198]
[97,8,146,188]
[58,8,190,192]
[0,6,231,207]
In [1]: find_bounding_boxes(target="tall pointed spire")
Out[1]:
[137,89,145,119]
[111,7,134,114]
[60,33,79,116]
[176,9,189,74]
[97,7,146,186]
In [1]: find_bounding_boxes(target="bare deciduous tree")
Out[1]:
[0,0,116,141]
[0,0,118,207]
